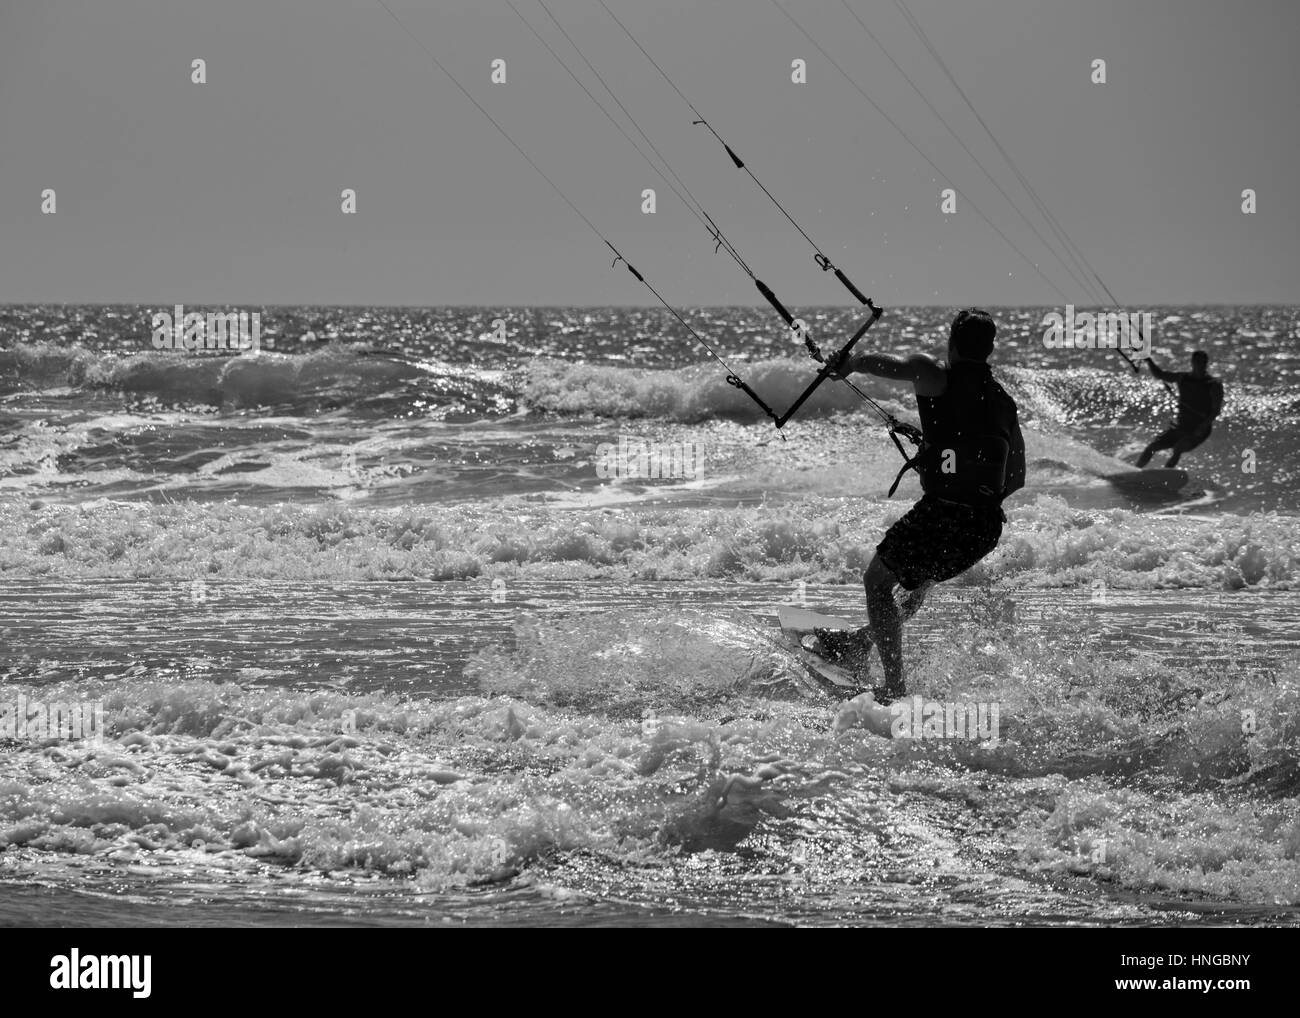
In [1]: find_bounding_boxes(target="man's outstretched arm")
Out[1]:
[1144,357,1180,383]
[840,352,944,388]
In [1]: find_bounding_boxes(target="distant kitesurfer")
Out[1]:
[1135,351,1223,468]
[815,309,1026,703]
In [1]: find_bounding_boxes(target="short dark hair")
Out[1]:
[950,308,996,360]
[1191,350,1209,364]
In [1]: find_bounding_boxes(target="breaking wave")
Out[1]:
[3,495,1295,589]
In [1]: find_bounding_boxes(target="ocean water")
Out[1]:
[1,303,1298,927]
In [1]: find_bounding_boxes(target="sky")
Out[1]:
[0,0,1296,307]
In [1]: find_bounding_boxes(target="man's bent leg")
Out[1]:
[864,553,906,699]
[1137,427,1179,468]
[1165,425,1210,468]
[816,582,930,670]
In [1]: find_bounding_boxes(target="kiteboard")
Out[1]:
[774,605,862,693]
[1101,468,1189,494]
[776,605,856,636]
[773,606,896,736]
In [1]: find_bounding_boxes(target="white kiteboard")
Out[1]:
[775,605,862,692]
[775,606,899,738]
[776,605,856,636]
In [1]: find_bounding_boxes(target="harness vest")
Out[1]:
[1175,373,1222,427]
[891,362,1020,507]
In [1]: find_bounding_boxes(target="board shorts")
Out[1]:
[1148,420,1213,454]
[876,494,1004,591]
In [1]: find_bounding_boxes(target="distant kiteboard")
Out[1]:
[1101,468,1189,493]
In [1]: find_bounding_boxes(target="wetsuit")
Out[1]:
[877,361,1025,590]
[1138,370,1223,467]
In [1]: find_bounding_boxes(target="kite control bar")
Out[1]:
[774,300,884,429]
